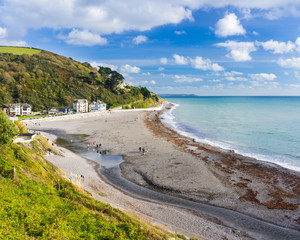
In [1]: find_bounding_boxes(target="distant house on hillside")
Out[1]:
[0,104,9,115]
[9,103,21,116]
[21,103,31,116]
[90,100,106,112]
[73,99,88,113]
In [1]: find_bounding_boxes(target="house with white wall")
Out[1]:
[73,99,88,113]
[9,103,21,116]
[90,100,106,112]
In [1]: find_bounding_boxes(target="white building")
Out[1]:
[90,100,106,112]
[9,103,21,116]
[21,103,31,116]
[73,99,88,113]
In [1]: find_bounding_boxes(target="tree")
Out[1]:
[0,110,19,144]
[140,87,151,98]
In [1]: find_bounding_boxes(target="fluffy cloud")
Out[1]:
[0,27,7,38]
[142,80,156,85]
[215,13,246,37]
[120,64,141,73]
[258,40,295,54]
[133,35,148,44]
[224,71,243,76]
[90,62,118,71]
[174,75,203,83]
[191,56,224,71]
[160,57,168,64]
[215,41,257,61]
[2,1,299,41]
[158,67,165,71]
[0,39,27,47]
[277,57,300,69]
[250,73,277,81]
[173,54,188,65]
[64,29,107,46]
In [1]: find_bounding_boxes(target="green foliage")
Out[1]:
[0,110,19,144]
[140,87,151,98]
[0,136,168,239]
[0,47,41,55]
[14,120,27,134]
[0,50,160,111]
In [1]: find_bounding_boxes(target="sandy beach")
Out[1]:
[27,102,300,239]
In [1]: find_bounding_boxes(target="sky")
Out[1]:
[1,0,300,96]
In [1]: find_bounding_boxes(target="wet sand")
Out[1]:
[26,103,300,239]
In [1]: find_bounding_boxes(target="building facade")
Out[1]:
[90,100,106,112]
[0,104,9,115]
[73,99,88,113]
[9,103,21,116]
[21,103,31,115]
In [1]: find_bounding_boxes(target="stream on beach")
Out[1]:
[53,131,300,240]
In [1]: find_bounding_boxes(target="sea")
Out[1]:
[161,96,300,172]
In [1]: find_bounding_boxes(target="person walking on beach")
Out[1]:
[139,147,142,152]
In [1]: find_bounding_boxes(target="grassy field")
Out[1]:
[0,46,41,55]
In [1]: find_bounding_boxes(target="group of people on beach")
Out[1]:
[88,142,103,155]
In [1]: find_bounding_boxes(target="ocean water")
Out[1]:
[162,96,300,172]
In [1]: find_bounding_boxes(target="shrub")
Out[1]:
[0,110,19,144]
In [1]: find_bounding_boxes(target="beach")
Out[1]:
[27,103,300,239]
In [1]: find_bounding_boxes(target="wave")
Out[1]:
[161,103,300,172]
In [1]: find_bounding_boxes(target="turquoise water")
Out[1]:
[162,96,300,172]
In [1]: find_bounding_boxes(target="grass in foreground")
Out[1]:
[0,46,41,55]
[0,134,169,239]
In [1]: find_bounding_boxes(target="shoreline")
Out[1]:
[143,103,300,221]
[161,102,300,173]
[27,102,300,239]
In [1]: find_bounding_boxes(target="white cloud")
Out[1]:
[225,76,248,81]
[150,80,156,84]
[160,57,168,64]
[133,35,148,44]
[252,31,259,36]
[174,75,203,83]
[64,29,107,46]
[173,54,188,65]
[0,27,7,38]
[191,56,224,71]
[258,40,295,54]
[1,1,300,45]
[0,39,27,47]
[120,64,141,73]
[142,72,151,75]
[224,71,243,76]
[90,62,118,71]
[158,67,165,71]
[215,41,257,61]
[174,30,187,35]
[277,57,300,69]
[215,13,246,37]
[209,79,221,82]
[250,73,277,81]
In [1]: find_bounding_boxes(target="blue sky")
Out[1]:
[1,1,300,96]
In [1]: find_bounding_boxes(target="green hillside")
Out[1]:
[0,47,160,111]
[0,110,169,239]
[0,46,42,55]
